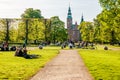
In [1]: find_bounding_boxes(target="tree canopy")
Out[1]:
[21,8,44,18]
[0,8,67,44]
[92,0,120,44]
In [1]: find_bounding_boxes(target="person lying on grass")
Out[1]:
[15,47,40,59]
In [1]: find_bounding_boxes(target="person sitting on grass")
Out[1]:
[22,47,32,59]
[15,47,23,57]
[0,41,9,51]
[15,47,40,59]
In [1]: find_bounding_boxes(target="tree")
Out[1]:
[18,19,45,44]
[43,19,52,43]
[79,22,94,42]
[50,16,67,43]
[28,19,45,43]
[9,20,18,42]
[21,8,44,18]
[0,19,6,42]
[0,19,20,43]
[99,0,120,10]
[94,0,120,44]
[20,8,44,44]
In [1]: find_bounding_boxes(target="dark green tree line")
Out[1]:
[50,16,67,43]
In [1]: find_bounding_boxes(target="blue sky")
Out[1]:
[0,0,102,24]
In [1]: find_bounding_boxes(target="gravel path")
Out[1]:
[30,50,94,80]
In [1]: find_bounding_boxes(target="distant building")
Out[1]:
[67,6,84,42]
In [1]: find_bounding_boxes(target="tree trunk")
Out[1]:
[6,19,9,43]
[25,19,29,45]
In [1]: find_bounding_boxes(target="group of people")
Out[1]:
[15,47,29,58]
[0,41,16,51]
[60,41,97,49]
[61,41,74,49]
[15,45,39,59]
[0,42,9,51]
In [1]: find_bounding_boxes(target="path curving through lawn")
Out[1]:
[30,50,94,80]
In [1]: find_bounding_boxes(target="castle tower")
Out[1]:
[66,5,80,42]
[67,6,72,30]
[67,6,73,41]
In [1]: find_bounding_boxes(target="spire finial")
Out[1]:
[67,2,72,19]
[80,13,84,23]
[69,2,70,7]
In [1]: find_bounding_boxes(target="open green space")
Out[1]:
[78,45,120,80]
[1,45,120,80]
[0,46,60,80]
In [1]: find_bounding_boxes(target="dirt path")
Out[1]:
[30,50,94,80]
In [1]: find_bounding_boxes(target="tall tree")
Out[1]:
[50,16,67,43]
[93,0,120,44]
[20,8,44,44]
[43,19,52,42]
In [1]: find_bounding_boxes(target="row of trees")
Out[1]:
[79,0,120,44]
[1,1,120,45]
[0,8,67,44]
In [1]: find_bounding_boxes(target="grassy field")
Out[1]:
[1,44,120,80]
[78,45,120,80]
[0,46,60,80]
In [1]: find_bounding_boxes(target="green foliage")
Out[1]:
[0,8,67,43]
[0,19,22,43]
[20,8,45,44]
[0,19,6,42]
[43,19,52,42]
[0,47,59,79]
[26,19,45,42]
[9,24,18,42]
[78,48,120,80]
[17,19,45,43]
[0,19,11,42]
[95,9,120,43]
[50,16,67,43]
[94,0,120,44]
[99,0,120,10]
[17,20,26,42]
[79,22,94,42]
[21,8,44,18]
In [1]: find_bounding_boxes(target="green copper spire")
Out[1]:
[80,14,84,23]
[67,5,72,19]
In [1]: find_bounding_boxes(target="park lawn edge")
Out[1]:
[78,49,120,80]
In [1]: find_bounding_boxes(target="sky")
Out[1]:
[0,0,102,25]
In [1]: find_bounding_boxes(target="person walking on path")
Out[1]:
[30,50,94,80]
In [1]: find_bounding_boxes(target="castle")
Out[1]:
[67,6,84,42]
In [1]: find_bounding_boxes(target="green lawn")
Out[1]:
[78,46,120,80]
[1,45,120,80]
[0,46,60,80]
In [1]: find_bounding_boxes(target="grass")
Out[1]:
[78,45,120,80]
[0,46,60,80]
[1,44,120,80]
